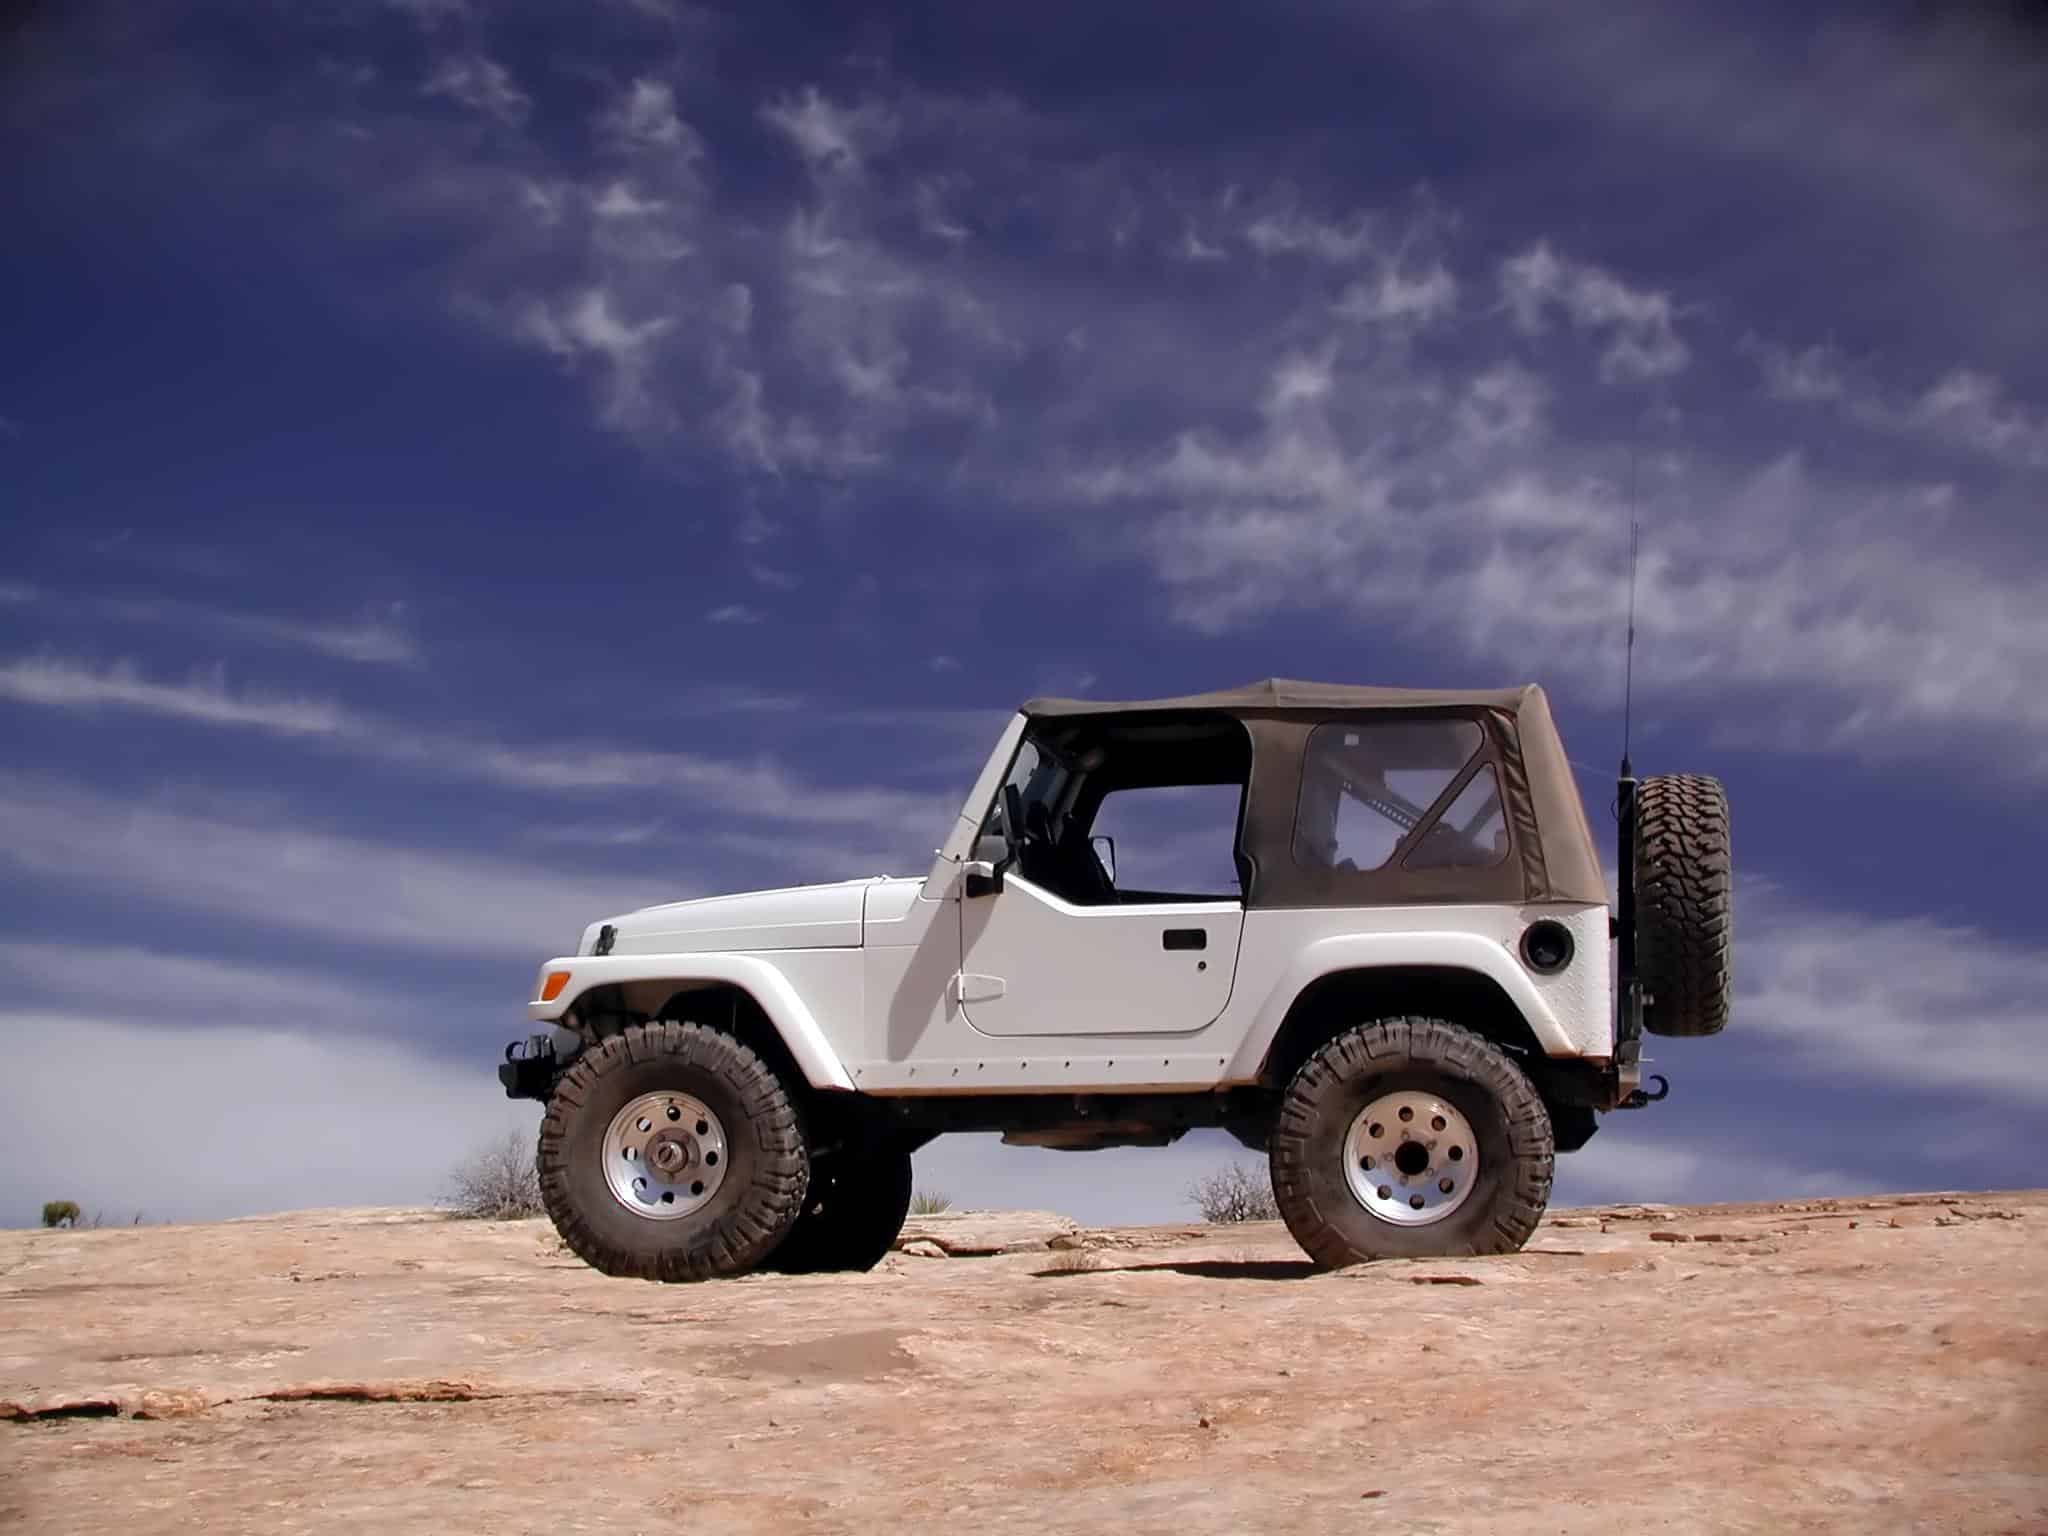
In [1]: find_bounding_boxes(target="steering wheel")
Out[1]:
[1001,783,1030,863]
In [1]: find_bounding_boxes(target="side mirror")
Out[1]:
[963,860,1004,899]
[1091,834,1116,885]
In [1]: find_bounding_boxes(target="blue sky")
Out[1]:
[3,0,2045,1226]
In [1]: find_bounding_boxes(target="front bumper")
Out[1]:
[498,1035,561,1101]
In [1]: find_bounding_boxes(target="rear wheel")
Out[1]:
[765,1143,915,1274]
[1270,1016,1553,1266]
[538,1021,808,1282]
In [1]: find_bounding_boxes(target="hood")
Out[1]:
[585,877,897,956]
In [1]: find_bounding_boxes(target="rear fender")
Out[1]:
[1225,931,1579,1082]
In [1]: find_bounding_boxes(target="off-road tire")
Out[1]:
[1634,772,1733,1038]
[765,1143,915,1274]
[538,1021,808,1282]
[1270,1017,1553,1266]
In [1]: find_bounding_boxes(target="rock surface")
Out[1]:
[1,1191,2043,1533]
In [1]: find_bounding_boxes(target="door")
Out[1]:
[959,876,1243,1037]
[959,779,1247,1038]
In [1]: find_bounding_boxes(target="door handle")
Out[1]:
[1162,928,1207,952]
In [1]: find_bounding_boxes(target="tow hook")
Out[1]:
[1616,1073,1670,1111]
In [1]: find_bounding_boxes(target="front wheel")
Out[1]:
[765,1143,915,1274]
[1269,1017,1554,1266]
[538,1021,809,1282]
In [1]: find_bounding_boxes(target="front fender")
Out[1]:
[526,953,856,1092]
[1223,930,1578,1082]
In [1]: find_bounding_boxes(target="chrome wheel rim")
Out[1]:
[1343,1090,1476,1227]
[602,1091,728,1221]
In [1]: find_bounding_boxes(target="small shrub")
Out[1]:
[446,1130,544,1220]
[908,1189,953,1216]
[1188,1161,1279,1224]
[41,1201,80,1229]
[1044,1248,1101,1273]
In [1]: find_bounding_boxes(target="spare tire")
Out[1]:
[1633,773,1732,1037]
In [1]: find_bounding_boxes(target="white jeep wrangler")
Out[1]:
[501,679,1730,1279]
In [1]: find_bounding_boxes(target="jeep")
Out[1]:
[500,679,1730,1279]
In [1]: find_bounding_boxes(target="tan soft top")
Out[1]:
[1020,678,1607,909]
[1023,677,1538,717]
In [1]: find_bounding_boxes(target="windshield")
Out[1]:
[981,739,1066,847]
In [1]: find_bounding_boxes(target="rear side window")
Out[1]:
[1292,718,1487,873]
[1404,763,1509,870]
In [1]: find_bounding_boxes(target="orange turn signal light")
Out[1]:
[539,970,572,1002]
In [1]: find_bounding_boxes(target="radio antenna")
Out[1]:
[1621,451,1640,780]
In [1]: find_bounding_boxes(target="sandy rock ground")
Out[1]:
[1,1190,2044,1535]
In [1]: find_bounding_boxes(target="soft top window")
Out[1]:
[1292,717,1490,874]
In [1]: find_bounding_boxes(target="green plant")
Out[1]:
[908,1189,954,1216]
[1188,1161,1279,1224]
[40,1201,80,1229]
[445,1129,545,1220]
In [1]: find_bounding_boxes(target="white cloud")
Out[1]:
[1457,362,1548,445]
[1746,338,2048,471]
[0,942,430,1037]
[87,595,418,664]
[761,87,894,173]
[1334,262,1457,325]
[0,1012,535,1226]
[518,287,676,428]
[0,775,680,958]
[1243,208,1378,263]
[1907,369,2048,470]
[421,55,530,126]
[705,603,762,624]
[1746,336,1847,403]
[1500,241,1689,381]
[0,658,953,838]
[602,78,702,155]
[592,180,668,219]
[0,656,355,736]
[1736,886,2048,1104]
[1072,343,2048,774]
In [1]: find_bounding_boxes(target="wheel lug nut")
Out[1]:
[1398,1106,1414,1123]
[1377,1185,1392,1201]
[1439,1178,1454,1194]
[1431,1115,1446,1131]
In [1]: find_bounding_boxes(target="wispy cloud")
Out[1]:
[1745,336,2048,471]
[421,53,530,125]
[0,775,680,957]
[761,87,894,174]
[600,78,704,156]
[0,587,417,662]
[1500,241,1689,382]
[0,656,356,736]
[0,655,953,841]
[1737,885,2048,1104]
